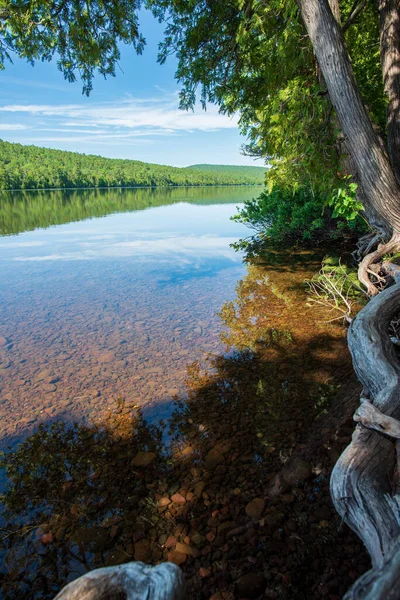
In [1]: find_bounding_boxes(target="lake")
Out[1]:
[0,186,368,600]
[0,186,254,450]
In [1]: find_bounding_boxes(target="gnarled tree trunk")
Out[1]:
[331,280,400,597]
[53,561,186,600]
[297,0,400,596]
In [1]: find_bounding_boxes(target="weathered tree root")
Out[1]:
[353,231,382,263]
[53,562,186,600]
[330,280,400,599]
[358,233,400,296]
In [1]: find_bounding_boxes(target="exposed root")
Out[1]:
[358,233,400,296]
[331,281,400,597]
[306,261,365,324]
[354,398,400,439]
[353,232,382,262]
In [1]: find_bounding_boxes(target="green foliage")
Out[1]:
[231,186,366,254]
[328,180,363,221]
[0,139,266,190]
[306,258,366,322]
[0,0,145,95]
[147,0,386,198]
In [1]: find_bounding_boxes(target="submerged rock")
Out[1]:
[236,572,266,598]
[131,451,156,467]
[245,497,265,519]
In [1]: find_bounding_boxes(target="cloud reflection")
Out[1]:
[12,234,241,263]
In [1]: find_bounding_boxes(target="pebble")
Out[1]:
[134,539,151,562]
[245,497,265,519]
[167,550,187,565]
[171,493,186,504]
[236,573,266,598]
[131,452,156,467]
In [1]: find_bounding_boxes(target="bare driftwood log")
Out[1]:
[331,280,400,598]
[53,561,186,600]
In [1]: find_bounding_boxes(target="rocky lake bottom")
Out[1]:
[0,188,369,599]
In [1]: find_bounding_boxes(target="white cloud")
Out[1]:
[0,123,29,131]
[0,95,238,134]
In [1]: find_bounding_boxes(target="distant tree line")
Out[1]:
[0,140,266,190]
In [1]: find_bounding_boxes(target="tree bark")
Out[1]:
[53,562,186,600]
[296,0,400,596]
[379,0,400,184]
[298,0,400,237]
[330,281,400,598]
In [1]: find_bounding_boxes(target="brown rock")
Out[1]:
[283,458,312,487]
[245,497,265,519]
[34,369,52,382]
[268,458,312,496]
[131,451,156,467]
[198,567,211,578]
[175,542,200,557]
[171,493,186,504]
[236,572,266,598]
[165,535,177,549]
[315,506,331,520]
[205,446,224,469]
[263,509,281,527]
[0,337,8,347]
[134,538,151,562]
[167,550,187,565]
[206,531,216,542]
[158,497,171,507]
[41,532,53,545]
[191,531,206,546]
[43,384,57,393]
[193,481,206,497]
[218,521,237,536]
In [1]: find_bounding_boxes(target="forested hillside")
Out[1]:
[0,140,265,190]
[187,164,265,177]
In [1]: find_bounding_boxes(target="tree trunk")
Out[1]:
[299,0,400,237]
[330,280,400,598]
[379,0,400,184]
[297,0,400,596]
[53,562,186,600]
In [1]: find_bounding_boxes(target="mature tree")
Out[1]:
[148,0,400,278]
[3,0,400,596]
[145,0,400,597]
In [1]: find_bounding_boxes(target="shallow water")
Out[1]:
[0,187,256,449]
[0,189,370,599]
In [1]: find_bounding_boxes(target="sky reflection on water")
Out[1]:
[0,188,254,449]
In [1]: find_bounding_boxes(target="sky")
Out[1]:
[0,10,264,168]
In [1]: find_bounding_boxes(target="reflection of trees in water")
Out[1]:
[0,186,257,236]
[0,258,366,599]
[0,404,164,599]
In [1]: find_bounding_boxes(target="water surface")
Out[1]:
[0,187,255,449]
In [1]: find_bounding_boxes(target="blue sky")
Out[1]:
[0,10,264,168]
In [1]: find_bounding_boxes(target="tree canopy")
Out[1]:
[147,0,385,196]
[0,0,144,94]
